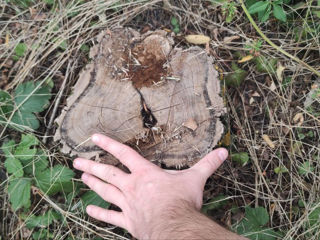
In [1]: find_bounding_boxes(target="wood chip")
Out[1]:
[238,55,253,63]
[183,118,198,131]
[262,134,275,149]
[223,35,240,44]
[252,91,260,97]
[293,113,304,126]
[276,62,285,82]
[185,34,210,44]
[269,81,277,91]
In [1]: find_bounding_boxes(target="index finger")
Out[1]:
[92,134,154,172]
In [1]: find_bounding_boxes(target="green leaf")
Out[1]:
[14,80,53,113]
[308,207,320,227]
[258,4,272,22]
[14,43,28,58]
[231,152,250,166]
[1,139,16,158]
[235,207,279,240]
[23,149,49,176]
[274,166,288,174]
[171,17,179,26]
[224,62,248,87]
[35,165,75,196]
[11,80,53,131]
[4,157,24,177]
[201,194,228,214]
[26,209,61,229]
[298,162,314,176]
[80,190,110,211]
[14,134,39,160]
[248,1,269,14]
[11,110,39,130]
[273,4,287,22]
[0,90,14,121]
[255,56,277,74]
[246,207,269,226]
[32,229,54,240]
[8,178,31,211]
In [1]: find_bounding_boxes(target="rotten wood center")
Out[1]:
[54,28,225,168]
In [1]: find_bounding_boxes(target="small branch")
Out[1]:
[43,61,72,143]
[239,0,320,78]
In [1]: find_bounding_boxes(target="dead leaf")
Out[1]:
[220,131,231,146]
[269,81,277,91]
[183,118,198,131]
[5,32,9,47]
[276,63,285,82]
[262,134,275,149]
[249,97,255,105]
[185,34,210,45]
[238,55,253,63]
[252,91,260,97]
[223,35,240,44]
[293,113,304,126]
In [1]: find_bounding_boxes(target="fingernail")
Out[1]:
[73,159,82,168]
[92,134,100,143]
[82,173,89,182]
[218,149,228,161]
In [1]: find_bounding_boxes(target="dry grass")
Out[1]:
[1,0,320,239]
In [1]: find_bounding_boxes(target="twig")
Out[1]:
[43,61,72,143]
[239,0,320,78]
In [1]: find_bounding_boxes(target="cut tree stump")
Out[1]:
[54,28,225,168]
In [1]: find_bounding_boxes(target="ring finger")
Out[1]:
[82,173,126,209]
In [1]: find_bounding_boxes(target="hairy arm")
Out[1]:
[150,201,244,240]
[74,134,246,239]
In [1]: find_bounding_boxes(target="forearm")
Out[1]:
[148,201,246,240]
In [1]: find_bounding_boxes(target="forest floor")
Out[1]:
[1,0,320,239]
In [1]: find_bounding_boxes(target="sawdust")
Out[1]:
[125,36,168,89]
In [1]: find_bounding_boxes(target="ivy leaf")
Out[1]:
[11,80,53,131]
[14,134,39,160]
[248,1,270,14]
[4,157,24,177]
[0,90,14,122]
[8,178,31,211]
[80,190,110,211]
[26,209,61,229]
[273,4,287,22]
[35,165,75,196]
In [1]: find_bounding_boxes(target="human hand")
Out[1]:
[73,134,229,239]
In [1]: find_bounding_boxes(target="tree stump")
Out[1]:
[54,28,225,168]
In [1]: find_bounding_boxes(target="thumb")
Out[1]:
[191,148,228,180]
